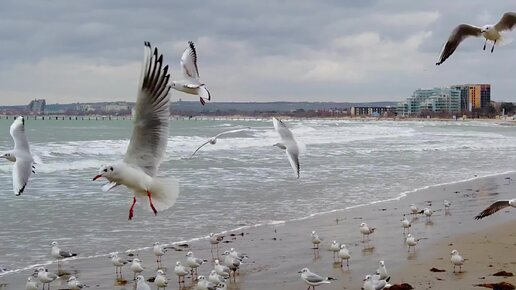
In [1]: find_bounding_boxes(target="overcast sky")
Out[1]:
[0,0,515,105]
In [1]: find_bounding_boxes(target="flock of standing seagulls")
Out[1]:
[0,11,515,290]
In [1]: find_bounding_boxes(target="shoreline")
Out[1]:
[1,171,515,289]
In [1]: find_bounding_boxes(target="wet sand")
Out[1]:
[1,172,515,289]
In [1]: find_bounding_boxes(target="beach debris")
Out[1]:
[450,250,465,273]
[474,199,516,220]
[299,268,335,289]
[311,231,322,250]
[493,271,513,277]
[430,267,446,272]
[388,283,414,290]
[360,223,376,242]
[338,244,351,269]
[178,243,189,247]
[474,282,515,290]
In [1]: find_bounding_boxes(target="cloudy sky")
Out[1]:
[0,0,515,105]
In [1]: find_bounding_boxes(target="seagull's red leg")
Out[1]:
[147,191,158,215]
[128,197,136,220]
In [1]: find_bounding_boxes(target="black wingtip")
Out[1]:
[144,41,150,47]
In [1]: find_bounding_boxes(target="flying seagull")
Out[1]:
[171,41,211,105]
[474,198,515,220]
[190,128,250,158]
[272,117,300,178]
[436,12,516,65]
[93,42,179,220]
[0,116,35,196]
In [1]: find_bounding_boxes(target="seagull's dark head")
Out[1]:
[0,152,15,162]
[298,268,309,274]
[93,164,116,181]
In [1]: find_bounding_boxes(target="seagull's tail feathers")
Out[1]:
[148,177,180,212]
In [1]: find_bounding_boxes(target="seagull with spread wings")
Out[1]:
[190,128,250,158]
[272,117,300,178]
[0,116,35,196]
[171,41,211,105]
[92,42,178,220]
[474,198,515,220]
[436,12,516,65]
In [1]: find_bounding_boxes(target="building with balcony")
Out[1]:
[396,87,461,116]
[27,99,46,114]
[350,106,394,117]
[451,84,491,112]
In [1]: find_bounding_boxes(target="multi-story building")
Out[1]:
[27,99,46,114]
[351,106,394,117]
[104,102,130,112]
[396,88,460,116]
[451,84,491,111]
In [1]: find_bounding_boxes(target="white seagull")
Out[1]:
[50,241,77,266]
[214,259,231,279]
[377,260,388,280]
[208,269,226,284]
[173,261,189,284]
[436,12,516,65]
[222,251,241,279]
[196,275,217,290]
[186,251,205,278]
[0,116,35,196]
[329,241,340,259]
[153,242,167,268]
[171,41,211,106]
[311,231,321,250]
[209,233,223,254]
[450,249,465,273]
[109,252,128,277]
[92,42,179,220]
[136,275,152,290]
[475,198,516,219]
[360,223,376,242]
[423,207,433,221]
[401,216,411,234]
[405,234,423,252]
[273,117,300,178]
[338,244,351,269]
[362,274,391,290]
[298,268,334,290]
[190,128,250,158]
[36,267,59,290]
[130,258,145,280]
[25,277,39,290]
[67,276,85,290]
[154,269,168,290]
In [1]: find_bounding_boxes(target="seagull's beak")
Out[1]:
[297,270,302,273]
[92,175,102,181]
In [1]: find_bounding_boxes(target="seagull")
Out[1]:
[109,252,128,277]
[450,249,465,273]
[25,277,39,290]
[50,241,77,267]
[377,260,388,280]
[37,267,58,290]
[130,258,145,280]
[362,274,391,290]
[423,207,433,221]
[173,261,189,284]
[329,241,340,260]
[444,200,451,213]
[222,251,241,280]
[209,233,223,254]
[405,234,423,252]
[273,117,300,178]
[401,216,411,234]
[409,204,422,215]
[298,268,335,290]
[216,282,228,290]
[186,251,205,278]
[67,276,85,290]
[208,269,226,284]
[310,231,321,250]
[475,198,516,219]
[190,128,250,158]
[153,242,167,268]
[338,244,351,269]
[196,275,217,290]
[154,269,168,290]
[136,275,152,290]
[214,259,231,279]
[92,42,179,220]
[436,12,516,65]
[229,248,248,261]
[171,41,211,106]
[360,223,376,242]
[0,116,35,196]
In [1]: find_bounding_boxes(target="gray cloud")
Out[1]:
[0,0,515,105]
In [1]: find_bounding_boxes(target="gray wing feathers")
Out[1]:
[495,12,516,32]
[10,117,30,151]
[304,273,324,283]
[273,118,295,141]
[190,140,211,158]
[124,42,171,176]
[13,159,32,195]
[474,200,510,219]
[436,24,482,65]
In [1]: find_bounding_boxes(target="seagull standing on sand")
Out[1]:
[360,223,376,242]
[338,244,351,269]
[174,261,189,284]
[154,269,168,290]
[130,258,145,280]
[136,275,152,290]
[214,259,231,279]
[298,268,335,290]
[0,116,35,196]
[186,251,205,278]
[171,41,211,106]
[37,267,58,290]
[209,233,223,255]
[409,204,421,215]
[362,274,391,290]
[50,241,77,267]
[405,234,423,252]
[67,276,85,290]
[222,251,241,280]
[475,198,516,219]
[190,128,250,158]
[329,241,340,260]
[423,207,433,222]
[92,42,179,220]
[450,250,465,273]
[153,242,167,268]
[196,275,217,290]
[311,231,322,250]
[109,252,128,277]
[444,200,451,212]
[401,216,411,234]
[25,277,39,290]
[208,270,226,284]
[273,117,300,178]
[436,12,516,65]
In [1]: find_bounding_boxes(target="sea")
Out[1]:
[0,118,515,274]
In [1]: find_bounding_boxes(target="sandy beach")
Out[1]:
[1,172,515,289]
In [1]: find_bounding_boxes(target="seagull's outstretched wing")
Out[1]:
[190,140,211,158]
[124,42,171,177]
[10,117,34,196]
[13,160,32,196]
[436,24,482,65]
[273,118,294,141]
[10,117,30,151]
[213,128,250,139]
[495,12,516,32]
[180,41,200,80]
[474,200,510,219]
